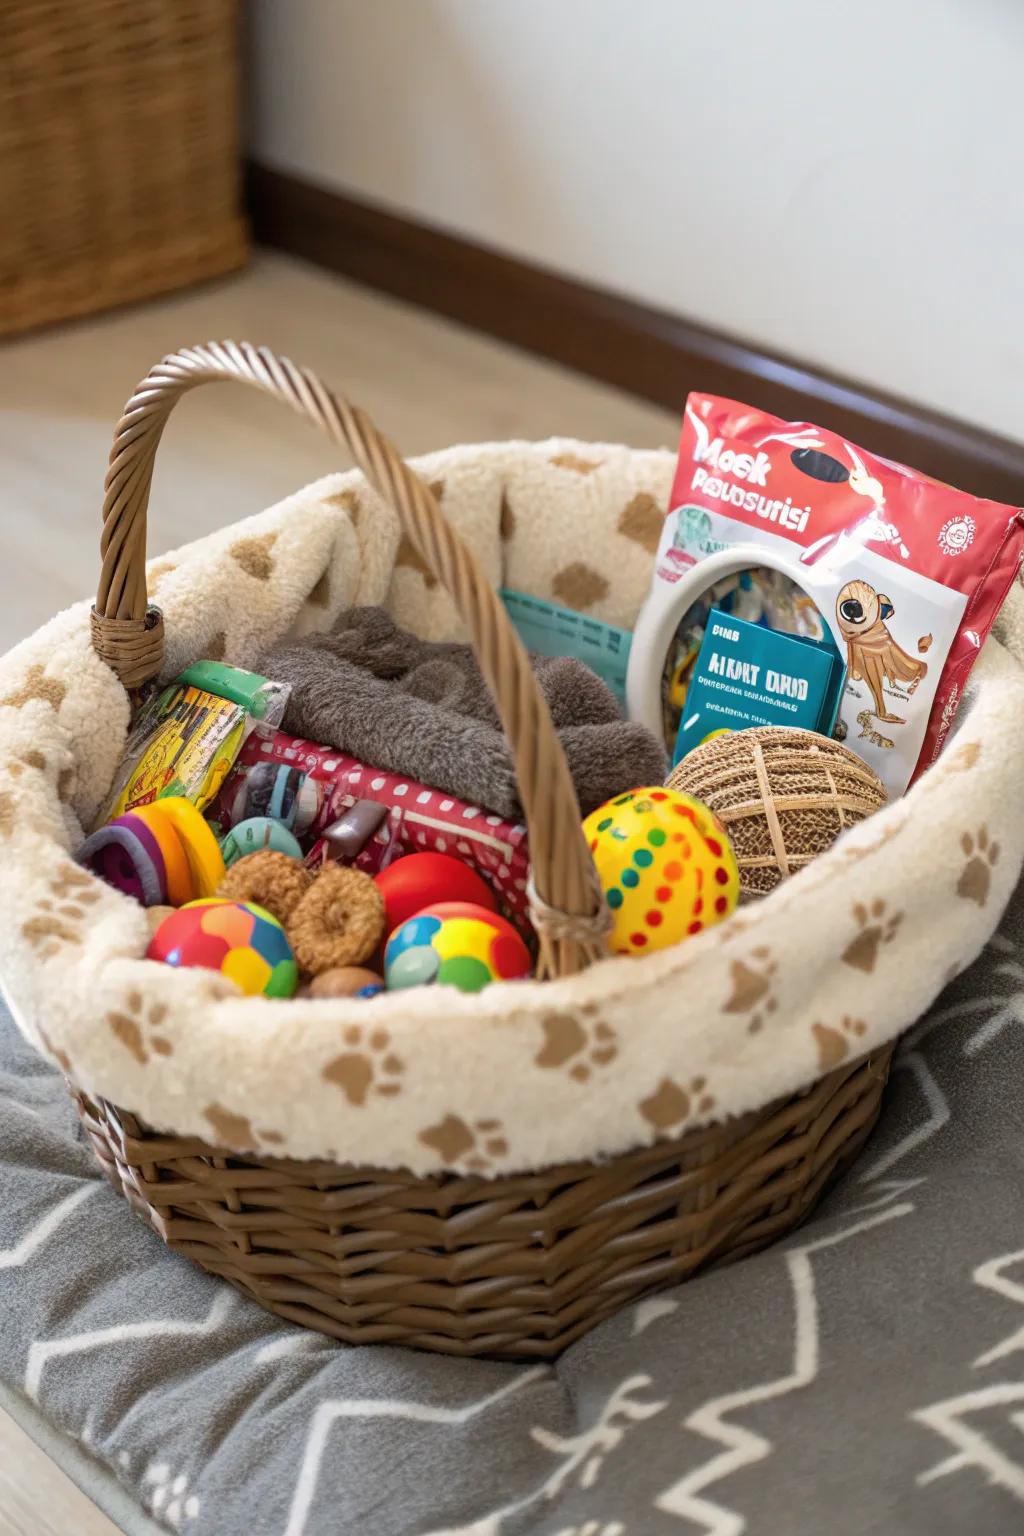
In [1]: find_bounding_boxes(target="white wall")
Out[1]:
[249,0,1024,442]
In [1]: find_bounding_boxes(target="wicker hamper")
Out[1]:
[4,342,1023,1360]
[0,1,246,336]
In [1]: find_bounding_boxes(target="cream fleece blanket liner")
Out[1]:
[1,440,1022,1176]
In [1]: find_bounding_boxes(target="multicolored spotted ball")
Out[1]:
[582,787,740,956]
[384,901,532,994]
[146,898,298,998]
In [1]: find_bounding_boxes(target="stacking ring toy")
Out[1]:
[121,802,195,905]
[149,797,225,898]
[76,821,166,907]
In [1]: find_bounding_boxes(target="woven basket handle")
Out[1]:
[91,340,609,978]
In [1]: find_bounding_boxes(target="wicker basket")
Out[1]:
[75,1050,891,1358]
[0,1,246,337]
[54,341,900,1358]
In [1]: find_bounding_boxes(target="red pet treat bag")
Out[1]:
[632,394,1024,795]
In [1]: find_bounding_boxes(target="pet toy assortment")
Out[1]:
[80,647,746,1004]
[210,730,529,921]
[80,391,1013,1019]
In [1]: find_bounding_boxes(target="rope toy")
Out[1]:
[287,864,386,976]
[217,850,314,926]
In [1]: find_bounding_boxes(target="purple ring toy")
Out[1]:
[76,818,167,907]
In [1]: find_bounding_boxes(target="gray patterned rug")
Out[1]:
[2,884,1023,1536]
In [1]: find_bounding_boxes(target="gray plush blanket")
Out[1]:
[260,606,667,818]
[2,883,1023,1536]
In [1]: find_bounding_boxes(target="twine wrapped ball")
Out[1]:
[667,727,887,899]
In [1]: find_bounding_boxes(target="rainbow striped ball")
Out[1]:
[147,898,298,998]
[582,788,739,956]
[384,901,531,994]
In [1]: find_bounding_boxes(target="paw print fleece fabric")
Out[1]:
[1,439,1023,1175]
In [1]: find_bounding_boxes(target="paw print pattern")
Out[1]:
[812,1016,868,1070]
[417,1113,509,1171]
[639,1075,716,1132]
[8,750,46,776]
[20,864,100,958]
[723,947,779,1033]
[958,826,1000,907]
[946,740,981,775]
[322,1025,404,1105]
[0,663,66,712]
[534,1007,618,1082]
[230,532,277,582]
[146,558,178,589]
[141,1461,200,1529]
[842,900,903,974]
[106,991,173,1064]
[203,1104,284,1152]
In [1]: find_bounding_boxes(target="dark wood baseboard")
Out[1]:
[247,160,1024,505]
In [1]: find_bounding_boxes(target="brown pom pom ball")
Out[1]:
[287,864,386,976]
[217,850,313,926]
[667,726,887,899]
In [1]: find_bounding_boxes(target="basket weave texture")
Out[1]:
[669,728,888,897]
[77,1044,892,1358]
[0,1,246,336]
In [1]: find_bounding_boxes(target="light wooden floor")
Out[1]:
[0,252,675,1534]
[0,1409,107,1536]
[0,250,676,655]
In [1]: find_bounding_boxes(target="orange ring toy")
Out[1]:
[127,801,196,906]
[150,798,226,899]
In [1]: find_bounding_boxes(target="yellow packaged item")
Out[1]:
[97,661,289,826]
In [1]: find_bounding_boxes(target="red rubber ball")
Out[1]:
[374,852,497,939]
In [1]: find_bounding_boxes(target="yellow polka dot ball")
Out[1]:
[582,787,740,956]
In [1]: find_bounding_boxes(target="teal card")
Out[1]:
[500,588,632,709]
[673,608,844,765]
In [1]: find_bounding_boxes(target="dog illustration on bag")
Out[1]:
[835,579,927,725]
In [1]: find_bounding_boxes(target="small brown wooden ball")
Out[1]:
[308,967,384,999]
